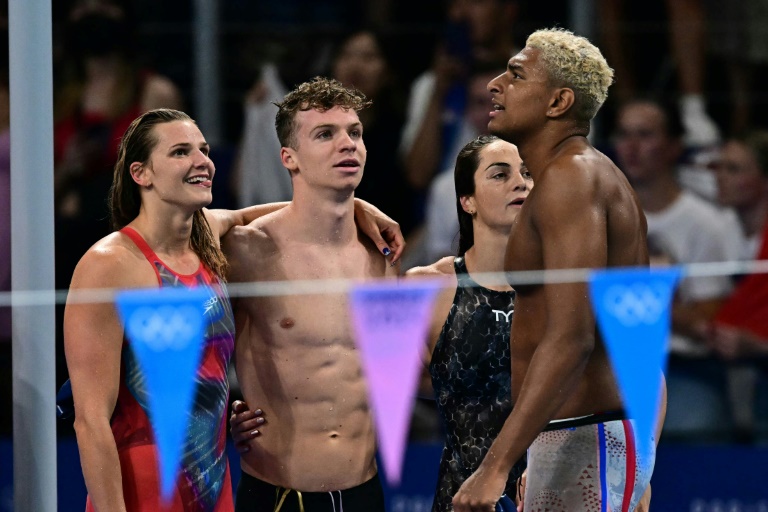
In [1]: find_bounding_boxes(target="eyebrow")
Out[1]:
[485,162,511,171]
[311,122,362,132]
[508,62,523,73]
[168,142,209,150]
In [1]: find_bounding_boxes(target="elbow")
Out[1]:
[73,413,112,443]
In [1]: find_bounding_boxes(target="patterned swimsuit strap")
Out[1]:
[453,256,475,289]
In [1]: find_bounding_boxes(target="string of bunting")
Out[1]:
[6,258,768,497]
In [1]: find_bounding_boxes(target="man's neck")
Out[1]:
[631,172,681,213]
[514,124,590,181]
[288,186,357,245]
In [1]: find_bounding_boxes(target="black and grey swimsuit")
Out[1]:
[428,257,526,512]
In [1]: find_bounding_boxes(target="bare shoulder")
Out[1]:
[533,145,616,210]
[71,232,154,289]
[405,256,456,278]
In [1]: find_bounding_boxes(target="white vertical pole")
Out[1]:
[9,0,57,510]
[193,0,222,145]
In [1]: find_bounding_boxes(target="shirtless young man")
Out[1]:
[222,77,397,512]
[453,29,654,512]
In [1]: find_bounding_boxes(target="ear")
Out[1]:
[280,147,299,174]
[546,87,576,118]
[129,161,151,187]
[459,195,477,216]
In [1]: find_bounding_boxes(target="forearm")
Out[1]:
[74,418,127,512]
[481,337,592,474]
[211,202,289,236]
[665,0,706,94]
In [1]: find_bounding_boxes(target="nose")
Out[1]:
[487,74,502,93]
[338,131,357,152]
[510,170,529,191]
[193,149,213,169]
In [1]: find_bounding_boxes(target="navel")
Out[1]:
[279,317,295,329]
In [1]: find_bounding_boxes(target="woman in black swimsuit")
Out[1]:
[407,135,532,512]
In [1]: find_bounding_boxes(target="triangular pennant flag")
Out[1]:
[115,286,210,504]
[349,279,442,486]
[588,267,681,459]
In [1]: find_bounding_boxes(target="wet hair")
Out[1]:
[732,131,768,178]
[525,28,613,121]
[455,135,501,256]
[108,108,228,278]
[274,76,372,149]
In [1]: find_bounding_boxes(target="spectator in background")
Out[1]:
[613,96,739,440]
[400,0,520,191]
[713,132,768,261]
[232,29,418,235]
[707,132,768,442]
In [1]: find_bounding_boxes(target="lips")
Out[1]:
[185,174,212,186]
[508,198,525,207]
[334,159,361,172]
[490,99,505,118]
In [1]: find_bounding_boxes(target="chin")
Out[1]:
[488,122,516,143]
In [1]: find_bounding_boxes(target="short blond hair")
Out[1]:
[526,28,613,121]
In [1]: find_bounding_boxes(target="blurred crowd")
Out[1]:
[1,0,768,445]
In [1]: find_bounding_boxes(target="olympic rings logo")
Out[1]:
[602,282,670,327]
[126,305,201,352]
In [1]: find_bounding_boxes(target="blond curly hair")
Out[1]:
[526,28,614,121]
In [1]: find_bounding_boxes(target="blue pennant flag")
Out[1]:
[588,267,681,460]
[115,287,211,504]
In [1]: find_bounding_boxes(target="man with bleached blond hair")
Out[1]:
[453,28,662,512]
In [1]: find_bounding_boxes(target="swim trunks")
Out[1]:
[524,412,655,512]
[235,472,385,512]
